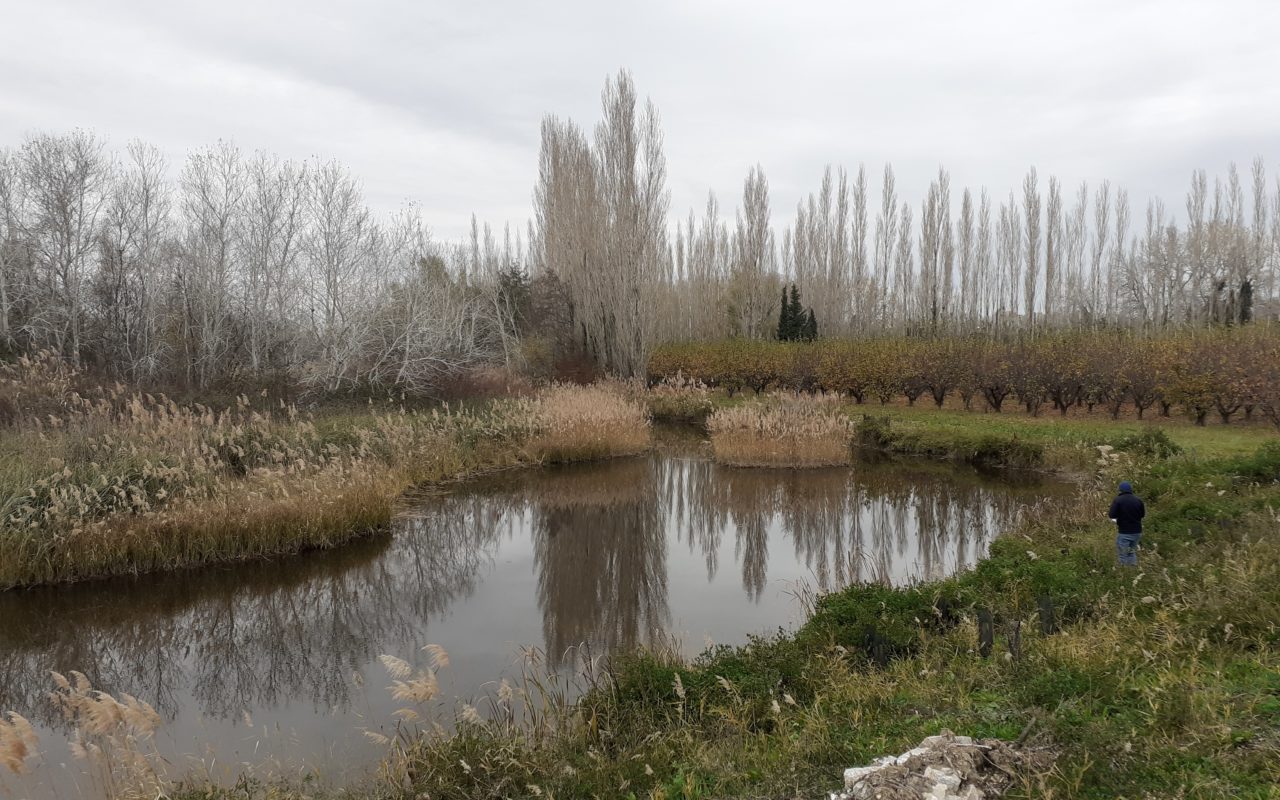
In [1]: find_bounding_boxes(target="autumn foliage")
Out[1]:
[649,326,1280,427]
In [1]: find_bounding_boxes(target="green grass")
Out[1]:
[850,402,1273,463]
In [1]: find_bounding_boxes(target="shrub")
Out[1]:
[1114,428,1183,460]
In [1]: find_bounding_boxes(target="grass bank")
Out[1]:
[853,403,1267,469]
[375,431,1280,799]
[0,375,650,589]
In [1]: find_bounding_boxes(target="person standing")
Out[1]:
[1109,481,1145,566]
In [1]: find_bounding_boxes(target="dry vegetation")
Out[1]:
[643,374,715,423]
[0,357,650,588]
[0,672,169,799]
[707,393,854,467]
[513,381,651,463]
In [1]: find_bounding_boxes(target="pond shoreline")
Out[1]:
[1,431,1066,798]
[332,414,1280,799]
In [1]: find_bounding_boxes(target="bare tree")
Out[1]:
[241,153,306,377]
[595,70,670,376]
[1064,182,1087,325]
[850,165,869,330]
[534,71,668,377]
[16,130,110,364]
[893,203,914,327]
[1044,176,1062,323]
[1022,168,1041,330]
[178,141,245,387]
[974,190,993,320]
[0,149,22,350]
[303,159,380,391]
[918,168,950,332]
[1109,187,1130,323]
[95,140,171,378]
[729,165,776,339]
[997,194,1022,331]
[1087,180,1111,324]
[873,165,898,328]
[957,188,975,324]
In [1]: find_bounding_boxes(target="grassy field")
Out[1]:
[859,402,1270,462]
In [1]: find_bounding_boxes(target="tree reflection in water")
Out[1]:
[658,456,1048,596]
[0,447,1063,757]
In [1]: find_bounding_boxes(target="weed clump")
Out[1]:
[1114,427,1183,459]
[510,382,650,463]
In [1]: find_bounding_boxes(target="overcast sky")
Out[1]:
[2,0,1278,242]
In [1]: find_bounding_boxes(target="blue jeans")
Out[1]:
[1116,533,1141,566]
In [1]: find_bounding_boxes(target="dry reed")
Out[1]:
[0,369,651,588]
[644,373,714,422]
[707,393,854,467]
[48,671,168,799]
[509,382,651,464]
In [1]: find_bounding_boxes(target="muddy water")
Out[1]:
[0,434,1069,797]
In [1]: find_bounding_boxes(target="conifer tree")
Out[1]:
[788,284,803,339]
[804,308,818,341]
[776,286,793,340]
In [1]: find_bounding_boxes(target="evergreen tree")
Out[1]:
[804,308,818,341]
[787,284,803,340]
[776,286,793,340]
[776,283,818,341]
[1240,279,1254,324]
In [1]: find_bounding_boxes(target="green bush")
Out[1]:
[1114,427,1183,459]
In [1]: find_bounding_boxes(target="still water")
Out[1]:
[0,434,1068,797]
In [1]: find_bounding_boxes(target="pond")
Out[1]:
[0,432,1070,796]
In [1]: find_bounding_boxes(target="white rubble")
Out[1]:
[829,729,1042,800]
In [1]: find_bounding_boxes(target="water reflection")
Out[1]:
[662,457,1037,594]
[0,535,414,728]
[0,445,1065,789]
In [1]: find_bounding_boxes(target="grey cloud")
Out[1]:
[2,0,1278,240]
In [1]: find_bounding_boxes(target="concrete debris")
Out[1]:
[829,730,1054,800]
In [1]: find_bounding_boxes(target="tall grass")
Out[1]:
[0,671,167,799]
[644,374,714,423]
[511,381,651,463]
[707,393,854,467]
[0,371,650,588]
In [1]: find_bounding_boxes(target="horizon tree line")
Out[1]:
[3,70,1279,388]
[535,72,1279,376]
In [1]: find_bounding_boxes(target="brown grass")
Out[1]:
[644,373,714,423]
[0,374,651,588]
[511,381,651,464]
[707,393,854,467]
